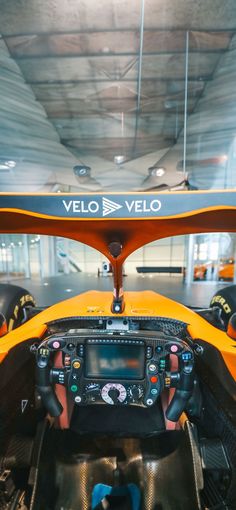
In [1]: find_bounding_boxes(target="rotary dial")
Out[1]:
[84,383,101,403]
[127,384,144,402]
[101,383,127,405]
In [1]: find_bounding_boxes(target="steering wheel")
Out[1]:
[35,335,195,423]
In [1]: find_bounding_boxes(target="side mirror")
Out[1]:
[227,313,236,340]
[0,312,7,337]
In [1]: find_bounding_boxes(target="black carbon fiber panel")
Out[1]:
[199,384,236,509]
[33,430,200,510]
[47,316,188,339]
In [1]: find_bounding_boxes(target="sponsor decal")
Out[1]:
[102,197,123,216]
[62,197,162,217]
[62,199,99,214]
[210,295,231,314]
[125,199,161,213]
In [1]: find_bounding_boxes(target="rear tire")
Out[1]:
[0,283,35,330]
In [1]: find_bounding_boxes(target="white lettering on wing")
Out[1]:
[62,200,72,212]
[125,200,134,212]
[125,199,162,214]
[62,200,100,214]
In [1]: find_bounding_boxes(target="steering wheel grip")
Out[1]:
[36,349,63,417]
[36,383,63,417]
[166,369,194,422]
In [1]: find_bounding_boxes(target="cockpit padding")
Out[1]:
[70,402,165,437]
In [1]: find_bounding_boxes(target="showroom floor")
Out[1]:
[5,273,230,308]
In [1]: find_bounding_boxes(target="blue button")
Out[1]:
[156,346,163,353]
[182,352,192,361]
[151,388,158,395]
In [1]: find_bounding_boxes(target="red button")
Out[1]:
[150,376,158,383]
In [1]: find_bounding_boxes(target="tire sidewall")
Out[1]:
[210,284,236,327]
[0,284,35,330]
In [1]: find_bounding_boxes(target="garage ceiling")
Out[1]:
[0,0,235,191]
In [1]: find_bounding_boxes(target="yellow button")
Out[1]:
[73,361,81,369]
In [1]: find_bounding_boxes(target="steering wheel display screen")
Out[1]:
[85,344,145,380]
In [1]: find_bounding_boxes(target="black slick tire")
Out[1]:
[0,283,35,330]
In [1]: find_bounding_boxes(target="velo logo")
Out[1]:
[102,197,123,216]
[62,196,162,217]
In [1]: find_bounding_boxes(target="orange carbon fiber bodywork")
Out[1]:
[0,290,235,381]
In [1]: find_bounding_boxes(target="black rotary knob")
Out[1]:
[130,386,140,400]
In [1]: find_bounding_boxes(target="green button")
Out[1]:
[71,385,78,392]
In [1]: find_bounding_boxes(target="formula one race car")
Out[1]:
[0,191,236,510]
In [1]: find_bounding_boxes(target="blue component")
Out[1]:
[182,352,192,361]
[156,346,163,353]
[92,483,141,510]
[151,388,158,395]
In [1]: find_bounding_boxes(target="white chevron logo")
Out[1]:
[102,197,123,216]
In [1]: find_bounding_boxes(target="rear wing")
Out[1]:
[0,190,236,311]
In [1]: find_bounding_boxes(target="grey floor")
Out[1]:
[4,273,231,309]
